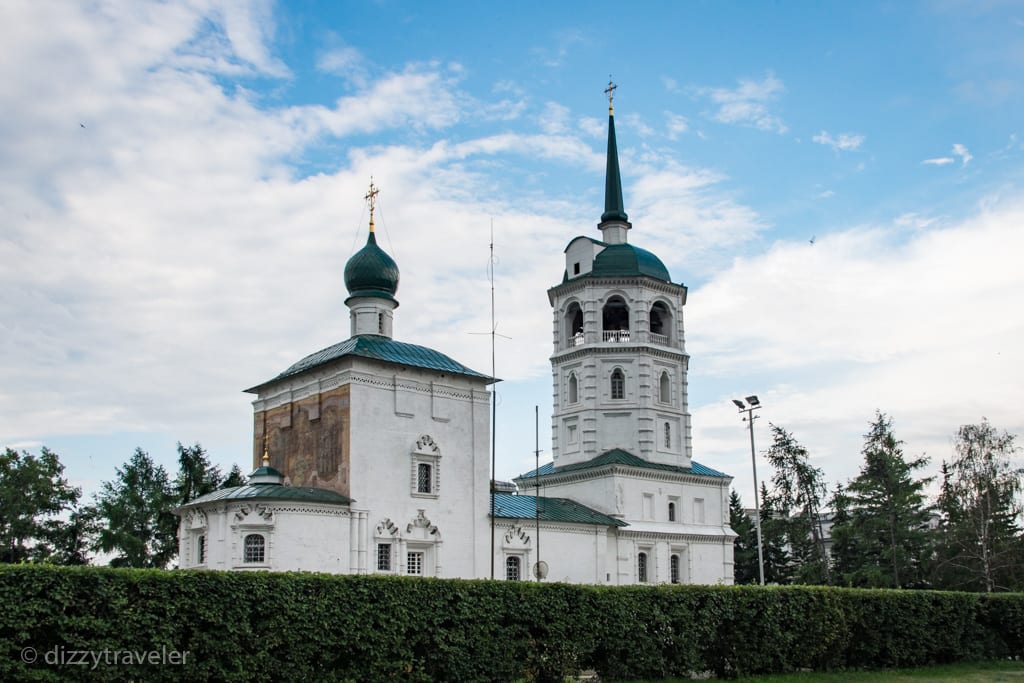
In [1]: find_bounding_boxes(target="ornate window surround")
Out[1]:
[410,434,441,499]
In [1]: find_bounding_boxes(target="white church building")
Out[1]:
[176,92,737,585]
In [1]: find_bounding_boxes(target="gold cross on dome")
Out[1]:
[365,177,380,232]
[604,78,617,114]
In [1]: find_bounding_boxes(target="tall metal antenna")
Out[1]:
[471,220,510,579]
[489,221,497,579]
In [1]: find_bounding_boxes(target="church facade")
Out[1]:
[176,93,736,585]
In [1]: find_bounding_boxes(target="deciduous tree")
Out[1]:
[0,447,81,563]
[935,420,1023,592]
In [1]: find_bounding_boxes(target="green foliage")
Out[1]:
[220,463,246,489]
[729,490,759,585]
[0,447,81,564]
[174,443,223,504]
[934,419,1023,592]
[91,448,178,569]
[831,412,934,589]
[764,425,832,585]
[1,565,1021,682]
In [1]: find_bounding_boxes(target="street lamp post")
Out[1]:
[732,395,765,586]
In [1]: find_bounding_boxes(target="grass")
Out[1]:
[637,660,1024,683]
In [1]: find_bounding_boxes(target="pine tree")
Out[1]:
[175,442,223,504]
[758,482,793,584]
[92,448,178,568]
[835,411,933,588]
[221,463,246,489]
[728,490,759,584]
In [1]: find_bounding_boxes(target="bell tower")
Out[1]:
[548,84,692,468]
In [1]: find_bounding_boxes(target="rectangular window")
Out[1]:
[243,534,265,564]
[637,552,648,583]
[567,424,578,444]
[694,498,705,524]
[417,463,432,493]
[506,556,521,581]
[197,535,206,565]
[407,551,424,576]
[670,554,680,584]
[377,543,391,571]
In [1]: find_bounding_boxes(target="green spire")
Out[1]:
[600,82,628,224]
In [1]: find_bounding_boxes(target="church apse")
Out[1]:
[253,385,351,497]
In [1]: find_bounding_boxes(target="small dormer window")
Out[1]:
[573,262,580,275]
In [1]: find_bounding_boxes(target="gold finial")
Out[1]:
[262,433,270,467]
[604,77,617,115]
[364,177,380,233]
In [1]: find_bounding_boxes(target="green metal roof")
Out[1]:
[590,243,671,281]
[179,483,353,508]
[492,492,626,527]
[516,448,730,480]
[246,334,493,392]
[344,231,399,303]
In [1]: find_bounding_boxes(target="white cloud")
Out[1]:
[539,102,572,135]
[813,130,865,151]
[688,202,1024,497]
[923,143,972,167]
[953,143,972,166]
[665,112,689,140]
[663,76,681,93]
[316,44,368,86]
[699,73,787,133]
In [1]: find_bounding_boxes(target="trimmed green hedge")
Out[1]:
[0,565,1021,682]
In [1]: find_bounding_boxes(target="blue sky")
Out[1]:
[2,0,1023,507]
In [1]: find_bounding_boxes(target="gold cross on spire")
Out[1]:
[364,177,380,233]
[262,432,270,467]
[604,77,617,115]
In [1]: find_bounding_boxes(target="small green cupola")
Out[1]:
[344,180,400,338]
[598,80,631,245]
[249,445,285,485]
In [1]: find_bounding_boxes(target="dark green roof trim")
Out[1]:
[492,492,626,527]
[600,113,629,224]
[178,483,353,508]
[246,334,493,392]
[515,448,730,480]
[249,465,284,478]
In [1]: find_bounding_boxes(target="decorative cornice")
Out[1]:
[517,464,732,488]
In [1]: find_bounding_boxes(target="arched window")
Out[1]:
[506,556,521,581]
[197,535,206,565]
[602,296,630,341]
[649,302,672,344]
[243,534,265,564]
[610,369,625,400]
[565,302,584,347]
[637,552,648,583]
[659,372,670,403]
[568,373,578,404]
[670,554,681,584]
[664,422,671,448]
[668,501,676,522]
